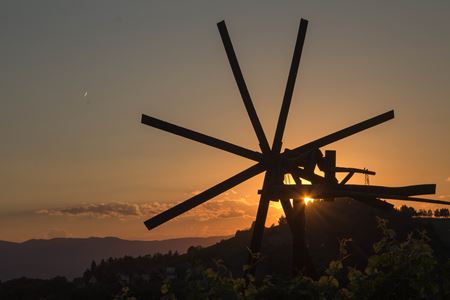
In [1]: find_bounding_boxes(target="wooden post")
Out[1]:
[324,150,336,202]
[292,198,316,278]
[324,150,336,183]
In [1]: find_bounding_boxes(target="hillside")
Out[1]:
[0,236,227,281]
[187,198,449,277]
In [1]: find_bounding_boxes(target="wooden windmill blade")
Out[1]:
[284,110,395,162]
[248,171,273,263]
[382,196,450,206]
[248,18,310,259]
[144,162,265,230]
[141,114,262,162]
[217,20,271,154]
[272,18,308,154]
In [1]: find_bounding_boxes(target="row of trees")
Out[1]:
[398,205,450,218]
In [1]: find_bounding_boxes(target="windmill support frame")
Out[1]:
[139,18,450,277]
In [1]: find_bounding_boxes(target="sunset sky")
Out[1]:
[1,1,449,242]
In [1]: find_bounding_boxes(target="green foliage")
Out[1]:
[161,218,450,300]
[113,287,137,300]
[346,217,440,299]
[160,259,258,300]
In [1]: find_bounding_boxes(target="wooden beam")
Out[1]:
[144,163,265,230]
[141,114,263,162]
[289,166,326,184]
[335,167,375,175]
[217,21,271,154]
[376,196,450,206]
[283,110,394,162]
[268,183,436,199]
[340,171,355,184]
[272,19,308,154]
[339,184,435,196]
[324,150,336,183]
[279,198,296,233]
[248,170,276,269]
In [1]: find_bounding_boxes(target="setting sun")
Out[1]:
[304,197,314,205]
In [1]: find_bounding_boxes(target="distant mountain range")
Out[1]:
[0,236,227,281]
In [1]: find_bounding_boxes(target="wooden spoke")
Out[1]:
[141,114,262,161]
[272,19,308,154]
[217,21,271,154]
[144,163,265,230]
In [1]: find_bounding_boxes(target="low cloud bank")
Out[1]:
[37,190,258,221]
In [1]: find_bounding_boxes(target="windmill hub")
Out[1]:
[262,152,283,169]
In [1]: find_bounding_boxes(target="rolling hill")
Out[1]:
[0,236,227,280]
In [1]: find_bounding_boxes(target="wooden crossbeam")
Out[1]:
[335,167,375,175]
[268,183,436,199]
[340,171,355,184]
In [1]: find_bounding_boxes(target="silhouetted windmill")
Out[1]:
[140,19,450,276]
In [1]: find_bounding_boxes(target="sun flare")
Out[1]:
[304,197,314,205]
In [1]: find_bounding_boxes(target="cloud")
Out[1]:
[36,192,258,222]
[141,197,257,222]
[37,202,143,219]
[192,199,256,221]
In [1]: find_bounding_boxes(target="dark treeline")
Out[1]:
[0,245,219,299]
[0,251,184,299]
[398,205,450,218]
